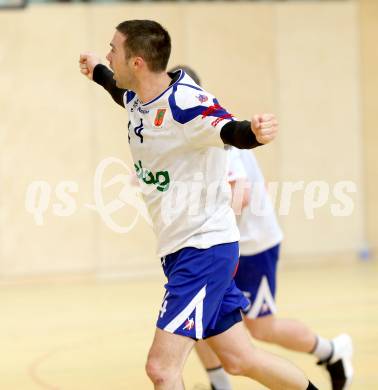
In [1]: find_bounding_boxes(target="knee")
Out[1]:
[246,317,274,343]
[221,355,245,376]
[248,325,271,342]
[145,357,165,385]
[145,356,178,385]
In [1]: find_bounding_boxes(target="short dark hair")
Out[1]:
[116,20,171,72]
[169,65,201,86]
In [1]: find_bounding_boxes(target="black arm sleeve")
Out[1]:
[92,64,126,107]
[220,120,262,149]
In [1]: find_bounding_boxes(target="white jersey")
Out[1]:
[228,148,283,256]
[124,70,239,257]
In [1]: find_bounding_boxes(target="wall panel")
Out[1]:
[0,1,367,277]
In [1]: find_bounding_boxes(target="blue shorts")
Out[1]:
[156,242,250,340]
[234,244,280,319]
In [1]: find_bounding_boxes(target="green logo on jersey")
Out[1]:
[134,160,170,192]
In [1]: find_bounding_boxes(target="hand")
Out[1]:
[79,52,101,80]
[230,178,251,215]
[251,114,278,144]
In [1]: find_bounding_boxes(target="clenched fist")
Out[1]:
[79,52,101,80]
[251,114,278,144]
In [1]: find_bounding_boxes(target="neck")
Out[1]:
[134,71,172,104]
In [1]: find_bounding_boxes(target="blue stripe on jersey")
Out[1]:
[168,87,233,125]
[142,70,185,107]
[126,91,136,104]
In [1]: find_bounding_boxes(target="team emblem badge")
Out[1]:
[196,94,208,103]
[154,108,167,127]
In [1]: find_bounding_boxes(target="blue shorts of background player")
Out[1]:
[197,242,354,390]
[156,242,250,340]
[234,244,280,319]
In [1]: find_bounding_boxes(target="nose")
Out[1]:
[106,52,111,63]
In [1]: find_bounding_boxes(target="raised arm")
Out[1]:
[79,52,126,107]
[221,114,278,149]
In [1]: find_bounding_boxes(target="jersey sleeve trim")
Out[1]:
[169,86,234,125]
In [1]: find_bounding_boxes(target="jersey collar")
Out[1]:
[141,69,185,107]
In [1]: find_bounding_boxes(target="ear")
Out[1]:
[133,56,144,69]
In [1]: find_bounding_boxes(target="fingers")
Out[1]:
[79,61,90,76]
[259,119,278,129]
[79,52,96,79]
[80,68,90,76]
[252,114,277,127]
[79,54,88,74]
[79,61,87,70]
[259,120,278,139]
[258,114,274,122]
[251,113,278,144]
[79,51,93,62]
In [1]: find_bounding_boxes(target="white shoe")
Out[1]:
[319,333,354,390]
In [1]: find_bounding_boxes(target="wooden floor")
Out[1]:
[0,256,377,389]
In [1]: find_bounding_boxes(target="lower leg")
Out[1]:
[207,322,312,390]
[195,341,232,390]
[245,315,332,360]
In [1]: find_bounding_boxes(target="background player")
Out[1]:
[168,66,353,390]
[198,147,353,390]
